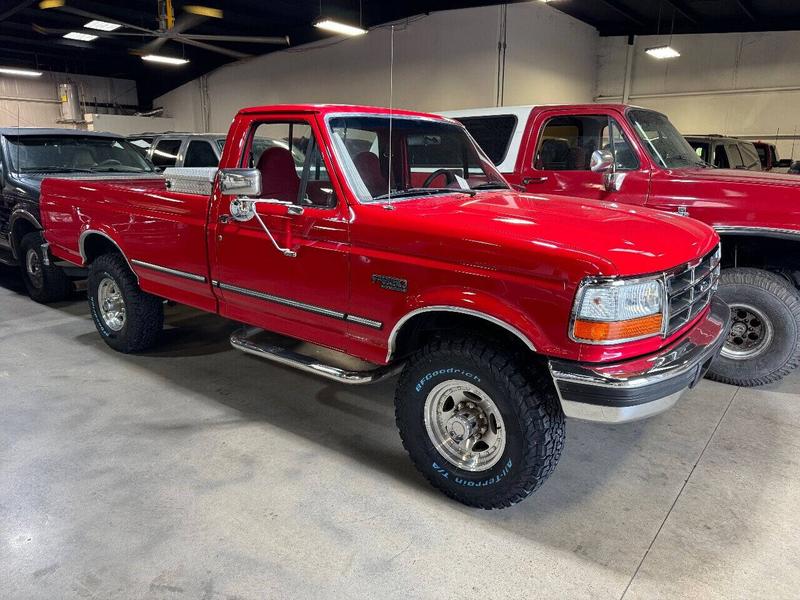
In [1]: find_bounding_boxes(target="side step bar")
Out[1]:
[230,327,403,385]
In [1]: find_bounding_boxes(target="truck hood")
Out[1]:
[375,190,717,277]
[670,167,800,188]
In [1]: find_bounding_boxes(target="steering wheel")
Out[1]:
[97,159,122,167]
[422,168,457,188]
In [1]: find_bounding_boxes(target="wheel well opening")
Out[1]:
[82,234,121,265]
[11,218,38,255]
[391,311,535,362]
[720,234,800,286]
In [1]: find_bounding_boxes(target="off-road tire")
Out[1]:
[708,267,800,386]
[395,336,565,509]
[19,231,70,303]
[88,253,163,353]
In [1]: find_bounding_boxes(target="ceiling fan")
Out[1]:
[34,0,290,60]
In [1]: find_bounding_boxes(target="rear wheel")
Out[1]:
[708,268,800,386]
[19,231,70,303]
[395,336,565,509]
[88,253,163,353]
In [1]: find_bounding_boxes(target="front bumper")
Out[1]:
[548,296,730,424]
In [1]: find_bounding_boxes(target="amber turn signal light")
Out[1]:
[573,314,663,343]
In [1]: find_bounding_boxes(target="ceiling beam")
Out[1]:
[661,0,700,25]
[0,0,36,23]
[735,0,757,21]
[596,0,647,27]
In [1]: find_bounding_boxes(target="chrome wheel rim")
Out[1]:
[721,303,773,360]
[25,248,43,289]
[97,277,126,332]
[424,379,506,472]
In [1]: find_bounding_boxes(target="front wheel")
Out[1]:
[88,253,164,353]
[395,336,565,509]
[707,268,800,386]
[19,231,70,303]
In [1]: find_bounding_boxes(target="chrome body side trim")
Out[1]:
[230,327,402,385]
[130,259,207,283]
[216,281,382,328]
[549,296,730,424]
[714,225,800,240]
[386,306,537,362]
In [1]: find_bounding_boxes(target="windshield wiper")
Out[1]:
[372,187,477,201]
[20,166,95,173]
[471,181,509,190]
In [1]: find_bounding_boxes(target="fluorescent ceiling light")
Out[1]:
[314,19,367,36]
[84,19,122,31]
[64,31,98,41]
[0,67,43,77]
[141,54,190,65]
[645,45,681,59]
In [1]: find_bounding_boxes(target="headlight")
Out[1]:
[572,278,664,344]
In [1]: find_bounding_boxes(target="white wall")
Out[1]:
[598,31,800,158]
[0,70,138,129]
[156,3,598,133]
[85,113,176,135]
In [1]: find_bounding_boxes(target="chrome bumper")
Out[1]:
[548,296,730,424]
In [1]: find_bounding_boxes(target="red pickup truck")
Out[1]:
[444,104,800,387]
[40,104,728,508]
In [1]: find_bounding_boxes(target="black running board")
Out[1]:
[230,327,403,385]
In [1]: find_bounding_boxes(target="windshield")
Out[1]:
[627,109,706,169]
[4,135,155,173]
[328,115,508,203]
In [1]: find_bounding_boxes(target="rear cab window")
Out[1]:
[456,115,517,166]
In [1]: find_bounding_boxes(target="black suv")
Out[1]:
[685,135,762,171]
[0,128,157,302]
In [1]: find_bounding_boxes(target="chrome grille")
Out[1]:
[665,245,721,335]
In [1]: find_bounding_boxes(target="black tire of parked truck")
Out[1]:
[395,336,565,509]
[19,231,70,304]
[707,267,800,387]
[87,253,164,353]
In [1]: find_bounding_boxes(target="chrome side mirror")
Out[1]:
[230,198,255,222]
[590,149,615,173]
[219,168,261,196]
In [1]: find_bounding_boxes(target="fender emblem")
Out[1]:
[676,206,690,217]
[372,274,407,293]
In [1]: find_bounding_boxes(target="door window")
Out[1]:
[246,121,336,208]
[535,115,637,171]
[713,144,730,168]
[727,144,744,169]
[738,143,761,170]
[183,140,218,167]
[151,139,181,168]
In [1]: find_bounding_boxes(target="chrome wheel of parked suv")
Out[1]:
[18,231,71,304]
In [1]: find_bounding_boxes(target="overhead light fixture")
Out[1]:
[84,20,122,31]
[0,67,43,77]
[142,54,190,65]
[314,19,367,37]
[63,31,98,41]
[646,45,680,59]
[39,0,65,8]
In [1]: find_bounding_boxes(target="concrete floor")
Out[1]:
[1,265,799,600]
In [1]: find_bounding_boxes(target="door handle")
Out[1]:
[522,176,549,185]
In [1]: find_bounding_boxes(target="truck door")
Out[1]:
[211,115,352,352]
[519,110,650,206]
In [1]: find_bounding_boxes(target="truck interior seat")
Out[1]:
[257,147,299,202]
[71,148,96,169]
[538,138,571,170]
[353,151,387,196]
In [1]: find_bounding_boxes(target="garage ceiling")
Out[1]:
[550,0,800,37]
[0,0,522,107]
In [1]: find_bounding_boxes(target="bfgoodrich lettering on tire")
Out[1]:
[395,336,565,509]
[88,253,164,353]
[708,268,800,387]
